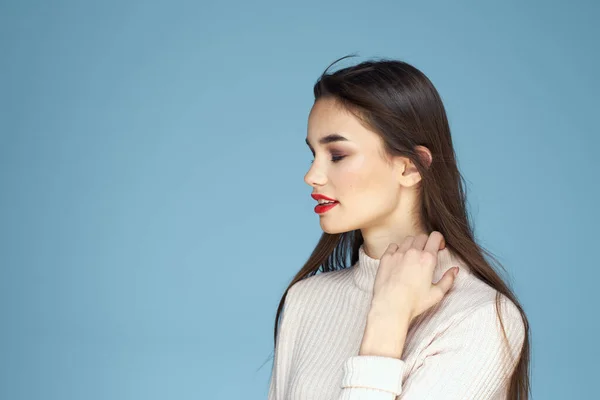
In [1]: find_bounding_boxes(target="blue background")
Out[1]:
[1,0,598,398]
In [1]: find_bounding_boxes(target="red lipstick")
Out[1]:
[311,193,339,214]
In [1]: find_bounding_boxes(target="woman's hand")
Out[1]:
[371,231,459,324]
[359,231,459,358]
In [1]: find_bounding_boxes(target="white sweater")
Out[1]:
[268,244,526,399]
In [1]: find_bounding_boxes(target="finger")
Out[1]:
[432,267,459,299]
[424,231,445,257]
[411,233,429,251]
[397,236,415,254]
[383,242,400,257]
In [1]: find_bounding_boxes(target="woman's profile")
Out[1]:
[267,56,530,400]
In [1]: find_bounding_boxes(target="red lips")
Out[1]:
[311,193,339,214]
[311,193,338,202]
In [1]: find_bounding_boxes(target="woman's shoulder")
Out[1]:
[409,264,524,343]
[288,267,354,299]
[280,268,356,326]
[458,267,522,313]
[291,266,353,288]
[416,271,526,357]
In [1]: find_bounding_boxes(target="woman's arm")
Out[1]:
[338,300,526,399]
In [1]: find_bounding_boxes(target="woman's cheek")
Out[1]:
[341,155,370,190]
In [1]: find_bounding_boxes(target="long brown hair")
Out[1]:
[269,55,531,399]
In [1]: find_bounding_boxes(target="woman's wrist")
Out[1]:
[359,305,412,359]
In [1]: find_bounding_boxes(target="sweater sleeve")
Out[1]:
[338,299,526,399]
[268,285,298,400]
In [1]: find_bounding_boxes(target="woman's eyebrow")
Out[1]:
[305,133,350,150]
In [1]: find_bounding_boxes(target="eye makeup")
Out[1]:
[310,150,346,164]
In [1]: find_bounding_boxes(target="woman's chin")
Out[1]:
[320,221,351,235]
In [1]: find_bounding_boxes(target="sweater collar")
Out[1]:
[352,243,467,292]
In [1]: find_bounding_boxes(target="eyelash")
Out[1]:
[310,155,346,164]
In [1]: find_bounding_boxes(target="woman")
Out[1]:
[267,56,530,399]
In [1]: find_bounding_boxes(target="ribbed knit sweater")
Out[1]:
[268,244,525,399]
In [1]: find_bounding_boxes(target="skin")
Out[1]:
[304,97,459,359]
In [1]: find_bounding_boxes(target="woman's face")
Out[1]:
[304,97,405,234]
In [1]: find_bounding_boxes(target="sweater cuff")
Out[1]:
[341,355,405,395]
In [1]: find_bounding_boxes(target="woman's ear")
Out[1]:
[394,145,432,187]
[415,145,433,169]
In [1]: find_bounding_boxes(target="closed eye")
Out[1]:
[310,155,346,164]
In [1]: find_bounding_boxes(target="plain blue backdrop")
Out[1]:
[1,0,598,398]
